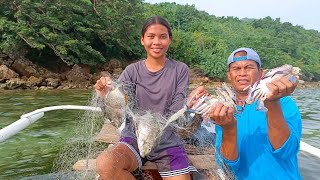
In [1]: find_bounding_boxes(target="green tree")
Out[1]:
[0,0,144,66]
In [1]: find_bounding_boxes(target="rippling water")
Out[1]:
[292,89,320,179]
[0,90,92,179]
[0,88,319,179]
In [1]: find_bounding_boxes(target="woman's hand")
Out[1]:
[187,86,208,108]
[94,76,113,97]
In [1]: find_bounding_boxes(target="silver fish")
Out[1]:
[176,113,203,139]
[134,111,163,158]
[102,82,127,128]
[245,64,301,111]
[134,107,201,157]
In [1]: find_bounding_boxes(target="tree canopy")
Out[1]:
[1,1,319,80]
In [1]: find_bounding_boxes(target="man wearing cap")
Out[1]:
[207,47,302,179]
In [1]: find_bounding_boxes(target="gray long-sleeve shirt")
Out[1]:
[119,58,189,117]
[117,58,190,153]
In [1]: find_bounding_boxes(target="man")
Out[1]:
[207,47,302,179]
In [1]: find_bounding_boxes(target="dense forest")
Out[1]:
[1,0,319,81]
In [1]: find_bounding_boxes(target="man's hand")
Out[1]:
[207,103,236,130]
[95,76,113,97]
[266,76,299,102]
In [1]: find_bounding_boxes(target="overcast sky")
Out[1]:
[145,0,320,31]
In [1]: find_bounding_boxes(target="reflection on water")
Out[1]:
[0,88,319,179]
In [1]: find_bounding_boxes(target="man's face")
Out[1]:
[227,53,262,94]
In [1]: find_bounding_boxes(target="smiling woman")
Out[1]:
[141,19,172,68]
[94,16,196,179]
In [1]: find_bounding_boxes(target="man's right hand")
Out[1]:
[207,103,237,130]
[95,76,113,97]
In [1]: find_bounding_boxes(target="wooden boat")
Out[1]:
[72,122,223,179]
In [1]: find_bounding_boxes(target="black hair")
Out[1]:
[141,16,172,39]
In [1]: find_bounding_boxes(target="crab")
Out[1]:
[245,64,301,111]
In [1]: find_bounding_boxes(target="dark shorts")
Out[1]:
[119,117,197,178]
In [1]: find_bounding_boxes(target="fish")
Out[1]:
[134,107,202,157]
[245,64,301,111]
[133,111,164,158]
[102,82,128,129]
[176,113,203,139]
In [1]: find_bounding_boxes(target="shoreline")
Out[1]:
[0,81,319,91]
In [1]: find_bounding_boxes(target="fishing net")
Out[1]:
[50,80,235,180]
[50,93,108,179]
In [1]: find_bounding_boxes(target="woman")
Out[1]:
[95,16,206,180]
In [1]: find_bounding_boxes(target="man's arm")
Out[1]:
[264,101,290,149]
[221,124,238,161]
[265,76,299,149]
[208,103,238,161]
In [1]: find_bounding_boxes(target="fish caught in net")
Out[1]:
[50,80,236,179]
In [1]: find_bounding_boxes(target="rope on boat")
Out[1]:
[0,105,320,159]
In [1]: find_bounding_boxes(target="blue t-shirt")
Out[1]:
[215,96,302,179]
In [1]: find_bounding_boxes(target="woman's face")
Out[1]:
[141,24,172,61]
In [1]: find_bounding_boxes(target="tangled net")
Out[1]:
[50,81,235,180]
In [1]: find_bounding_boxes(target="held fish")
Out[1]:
[102,82,128,129]
[245,64,301,111]
[193,83,239,118]
[133,111,164,158]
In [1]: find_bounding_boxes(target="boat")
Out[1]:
[1,105,319,179]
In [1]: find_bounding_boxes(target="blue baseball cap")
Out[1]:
[227,47,261,68]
